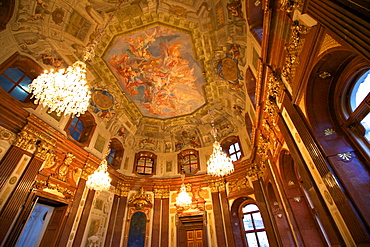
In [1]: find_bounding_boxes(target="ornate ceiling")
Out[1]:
[3,0,251,154]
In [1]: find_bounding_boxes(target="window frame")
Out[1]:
[133,151,157,177]
[0,52,42,109]
[221,136,244,163]
[239,202,269,247]
[64,111,96,147]
[107,138,124,170]
[336,65,370,162]
[177,149,200,175]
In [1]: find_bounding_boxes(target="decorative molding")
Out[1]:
[0,126,15,144]
[319,71,332,79]
[282,21,310,83]
[81,162,96,180]
[324,128,336,136]
[228,177,250,193]
[34,178,75,199]
[337,152,352,162]
[153,185,170,198]
[116,181,131,197]
[13,121,56,159]
[208,178,225,192]
[246,163,266,181]
[318,34,341,57]
[279,0,304,13]
[128,187,152,210]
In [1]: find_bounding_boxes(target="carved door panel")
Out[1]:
[39,205,67,247]
[187,229,203,247]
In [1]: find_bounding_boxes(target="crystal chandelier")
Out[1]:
[176,174,192,207]
[29,61,91,117]
[86,159,112,192]
[207,110,234,177]
[28,1,124,118]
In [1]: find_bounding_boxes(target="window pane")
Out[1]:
[76,120,84,131]
[4,67,24,82]
[252,212,264,229]
[229,144,235,153]
[144,167,152,174]
[183,155,190,164]
[242,214,254,231]
[10,86,28,101]
[257,231,269,247]
[183,165,191,173]
[237,151,241,159]
[137,166,144,173]
[231,154,237,162]
[245,233,258,247]
[242,204,259,213]
[19,76,32,91]
[350,70,370,111]
[138,158,145,166]
[0,75,14,91]
[71,131,81,140]
[361,113,370,142]
[234,142,240,151]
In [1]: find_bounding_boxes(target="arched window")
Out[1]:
[221,136,243,162]
[0,52,42,108]
[178,149,199,174]
[64,111,96,146]
[240,203,269,247]
[107,138,124,170]
[347,69,370,143]
[133,151,156,176]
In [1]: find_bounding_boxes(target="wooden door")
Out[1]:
[39,205,67,247]
[187,229,203,247]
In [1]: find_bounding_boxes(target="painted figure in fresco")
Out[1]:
[227,0,244,18]
[40,54,64,68]
[106,26,205,119]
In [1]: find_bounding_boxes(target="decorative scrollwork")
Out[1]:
[282,21,311,83]
[128,187,152,210]
[279,0,304,13]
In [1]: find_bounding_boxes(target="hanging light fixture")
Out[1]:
[176,174,192,207]
[29,60,91,117]
[206,110,234,177]
[86,149,112,191]
[28,1,124,118]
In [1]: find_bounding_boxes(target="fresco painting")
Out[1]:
[105,26,205,119]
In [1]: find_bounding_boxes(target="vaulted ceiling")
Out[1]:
[3,0,258,154]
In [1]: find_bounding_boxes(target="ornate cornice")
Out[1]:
[153,185,170,198]
[208,178,225,193]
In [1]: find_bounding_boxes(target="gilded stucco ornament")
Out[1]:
[279,0,304,13]
[208,178,225,193]
[81,162,96,180]
[282,21,311,83]
[153,185,170,198]
[228,176,250,193]
[34,179,75,199]
[246,163,266,181]
[115,181,131,197]
[128,187,152,210]
[14,123,56,159]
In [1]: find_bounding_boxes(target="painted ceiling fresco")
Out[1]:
[105,25,206,119]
